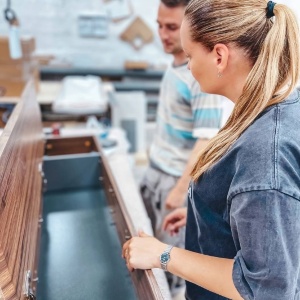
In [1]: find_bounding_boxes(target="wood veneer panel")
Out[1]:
[0,81,44,299]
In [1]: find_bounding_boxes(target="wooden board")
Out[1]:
[0,81,44,299]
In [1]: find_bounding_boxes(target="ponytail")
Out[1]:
[184,0,300,180]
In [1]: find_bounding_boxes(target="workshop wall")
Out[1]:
[0,0,299,69]
[0,0,171,68]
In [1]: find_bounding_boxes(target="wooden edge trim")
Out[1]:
[92,136,164,300]
[0,79,39,299]
[145,269,167,299]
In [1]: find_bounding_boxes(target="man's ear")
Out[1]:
[213,43,229,73]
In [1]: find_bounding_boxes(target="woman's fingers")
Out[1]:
[138,230,150,238]
[123,239,135,272]
[122,235,165,270]
[126,258,134,272]
[122,239,130,258]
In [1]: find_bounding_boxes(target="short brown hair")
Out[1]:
[161,0,190,8]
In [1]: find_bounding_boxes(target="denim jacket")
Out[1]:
[185,89,300,300]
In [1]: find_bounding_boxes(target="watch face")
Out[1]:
[160,252,170,263]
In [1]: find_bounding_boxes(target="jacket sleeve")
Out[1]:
[230,189,300,300]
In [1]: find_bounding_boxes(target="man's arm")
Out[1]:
[165,138,210,209]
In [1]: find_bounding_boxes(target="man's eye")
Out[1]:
[167,26,178,31]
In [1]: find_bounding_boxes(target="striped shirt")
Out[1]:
[149,63,225,177]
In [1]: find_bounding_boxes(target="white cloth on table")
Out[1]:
[52,76,108,114]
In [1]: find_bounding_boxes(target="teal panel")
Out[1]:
[37,188,137,300]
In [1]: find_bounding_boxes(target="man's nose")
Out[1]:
[159,28,169,40]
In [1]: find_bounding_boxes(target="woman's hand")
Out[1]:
[162,207,187,236]
[122,231,167,272]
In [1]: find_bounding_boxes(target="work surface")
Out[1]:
[37,188,137,300]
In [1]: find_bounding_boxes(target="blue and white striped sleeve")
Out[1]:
[190,82,224,139]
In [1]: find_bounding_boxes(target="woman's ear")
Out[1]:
[213,43,229,74]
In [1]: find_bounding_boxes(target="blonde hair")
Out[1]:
[185,0,300,180]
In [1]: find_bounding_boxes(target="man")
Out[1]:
[141,0,225,295]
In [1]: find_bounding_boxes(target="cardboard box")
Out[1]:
[32,65,40,91]
[0,61,32,80]
[21,36,36,56]
[0,37,10,61]
[0,70,39,98]
[0,58,39,90]
[0,79,27,97]
[34,54,55,66]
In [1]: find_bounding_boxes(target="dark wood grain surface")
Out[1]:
[0,81,44,299]
[45,136,98,156]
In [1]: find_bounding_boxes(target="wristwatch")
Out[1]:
[159,245,173,271]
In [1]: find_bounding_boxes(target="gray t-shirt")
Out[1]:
[185,89,300,300]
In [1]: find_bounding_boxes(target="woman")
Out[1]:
[123,0,300,299]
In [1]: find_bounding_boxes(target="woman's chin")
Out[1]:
[199,85,214,95]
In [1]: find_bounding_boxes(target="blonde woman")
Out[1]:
[123,0,300,299]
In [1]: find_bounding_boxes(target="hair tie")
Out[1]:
[266,1,276,18]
